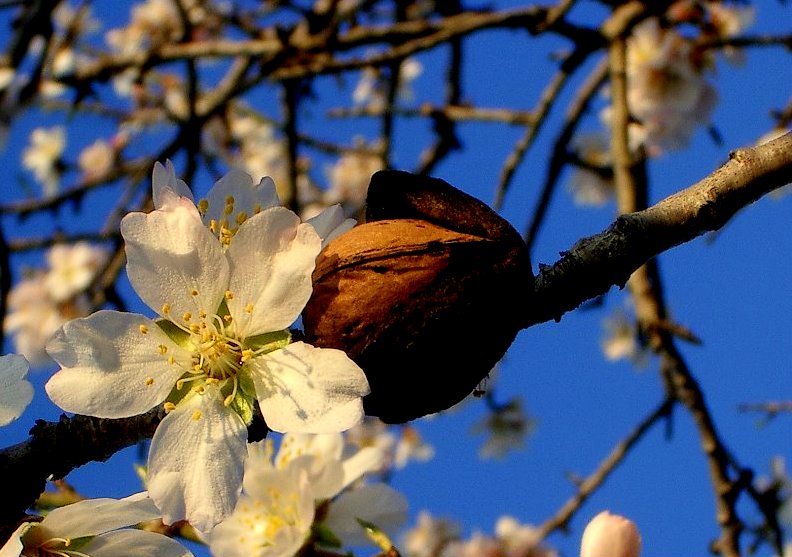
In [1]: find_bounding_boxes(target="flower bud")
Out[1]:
[302,171,533,423]
[580,511,641,557]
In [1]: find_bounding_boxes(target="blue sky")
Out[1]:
[1,2,791,557]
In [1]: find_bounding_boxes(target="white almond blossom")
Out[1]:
[44,242,108,303]
[0,354,33,426]
[324,148,384,213]
[0,492,193,557]
[346,417,435,471]
[441,516,556,557]
[402,511,461,557]
[207,434,406,556]
[78,139,116,182]
[22,126,66,197]
[45,162,370,533]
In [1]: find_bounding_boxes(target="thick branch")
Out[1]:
[526,132,792,327]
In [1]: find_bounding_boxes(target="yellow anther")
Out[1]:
[236,211,247,225]
[224,315,233,323]
[225,291,234,300]
[224,394,234,406]
[192,410,202,421]
[177,379,186,390]
[195,385,205,394]
[193,364,203,373]
[205,377,220,385]
[199,310,207,319]
[158,344,168,355]
[190,288,199,296]
[244,303,254,314]
[225,195,235,205]
[253,204,262,214]
[197,199,209,215]
[161,303,171,314]
[145,377,155,386]
[190,324,201,333]
[164,402,176,413]
[209,219,217,233]
[183,312,192,322]
[168,356,175,365]
[241,349,254,362]
[139,324,149,335]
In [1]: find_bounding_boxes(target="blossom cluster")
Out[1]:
[5,241,107,367]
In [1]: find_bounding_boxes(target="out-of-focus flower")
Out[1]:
[4,258,95,369]
[580,511,641,557]
[706,2,754,38]
[0,492,193,557]
[601,311,648,366]
[439,516,556,557]
[602,18,717,155]
[0,354,33,426]
[45,163,369,533]
[346,417,435,471]
[22,126,66,197]
[207,434,406,555]
[78,139,116,182]
[324,148,384,214]
[402,511,461,557]
[106,0,182,55]
[353,57,423,110]
[228,107,292,201]
[44,242,108,303]
[496,516,555,557]
[472,398,532,460]
[567,134,614,207]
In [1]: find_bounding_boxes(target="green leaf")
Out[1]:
[245,329,292,354]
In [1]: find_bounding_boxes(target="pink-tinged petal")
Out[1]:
[202,170,279,227]
[0,354,33,426]
[152,160,194,210]
[226,208,320,337]
[249,342,369,434]
[84,530,195,557]
[147,385,247,534]
[40,492,161,539]
[45,311,189,418]
[322,484,408,548]
[121,204,229,321]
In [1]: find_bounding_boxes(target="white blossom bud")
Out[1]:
[580,511,641,557]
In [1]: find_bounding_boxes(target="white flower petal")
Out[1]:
[147,385,247,533]
[276,434,345,500]
[249,342,369,433]
[207,468,314,557]
[0,522,32,557]
[83,529,195,557]
[0,354,33,426]
[226,208,320,337]
[341,446,386,490]
[121,204,229,321]
[152,160,194,210]
[40,492,161,539]
[45,311,188,418]
[305,205,356,247]
[202,170,279,227]
[323,484,408,548]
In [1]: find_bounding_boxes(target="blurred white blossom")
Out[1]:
[403,511,461,557]
[0,354,33,426]
[22,126,66,197]
[567,134,614,207]
[601,311,648,366]
[346,417,435,471]
[78,139,116,182]
[471,398,532,460]
[325,148,384,213]
[353,57,423,110]
[44,242,108,303]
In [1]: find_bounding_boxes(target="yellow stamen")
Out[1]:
[192,410,202,421]
[162,303,171,314]
[164,402,176,413]
[145,377,154,386]
[139,325,149,334]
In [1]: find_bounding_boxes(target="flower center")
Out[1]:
[27,536,92,557]
[198,194,263,247]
